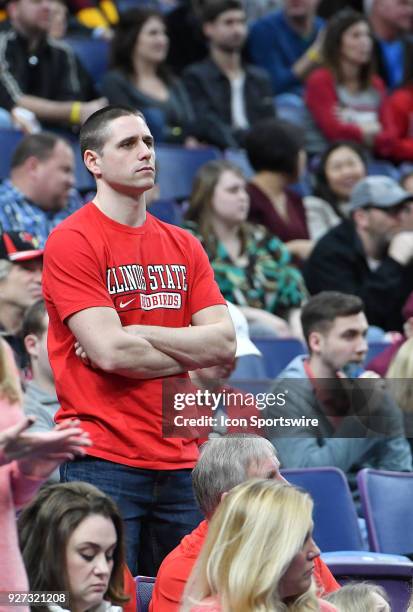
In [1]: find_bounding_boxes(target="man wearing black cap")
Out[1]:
[0,230,43,369]
[304,175,413,332]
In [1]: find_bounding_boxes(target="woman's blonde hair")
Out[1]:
[387,338,413,413]
[324,582,390,611]
[0,339,22,404]
[182,479,319,612]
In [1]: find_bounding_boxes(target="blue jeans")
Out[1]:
[60,457,203,576]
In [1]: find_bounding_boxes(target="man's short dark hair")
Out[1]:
[245,119,304,178]
[11,133,63,170]
[200,0,243,23]
[22,299,47,341]
[79,105,146,159]
[301,292,364,346]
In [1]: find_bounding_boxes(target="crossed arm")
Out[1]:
[68,304,236,379]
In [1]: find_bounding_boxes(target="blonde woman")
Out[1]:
[387,337,413,451]
[0,339,90,600]
[181,479,337,612]
[324,582,390,611]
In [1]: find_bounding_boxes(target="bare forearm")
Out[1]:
[124,322,235,369]
[17,95,74,122]
[90,333,187,378]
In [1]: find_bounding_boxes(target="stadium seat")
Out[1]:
[322,552,413,612]
[149,199,183,226]
[252,338,305,379]
[64,37,110,86]
[367,159,400,181]
[155,145,222,201]
[135,576,155,612]
[357,469,413,555]
[281,467,365,552]
[365,341,391,363]
[0,128,24,180]
[224,148,253,178]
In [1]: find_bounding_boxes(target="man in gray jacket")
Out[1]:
[265,291,412,490]
[23,298,60,482]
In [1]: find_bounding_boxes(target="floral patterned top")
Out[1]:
[184,221,307,315]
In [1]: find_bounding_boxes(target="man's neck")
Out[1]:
[0,303,24,336]
[210,46,242,78]
[307,355,335,379]
[93,183,147,227]
[30,372,56,397]
[370,13,400,41]
[355,225,386,261]
[10,174,40,207]
[285,12,314,37]
[12,22,45,52]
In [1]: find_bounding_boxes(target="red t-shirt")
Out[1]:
[149,520,340,611]
[43,203,226,470]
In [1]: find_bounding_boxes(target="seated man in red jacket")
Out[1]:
[149,436,340,611]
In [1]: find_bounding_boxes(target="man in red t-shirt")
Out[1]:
[149,436,340,612]
[42,106,236,575]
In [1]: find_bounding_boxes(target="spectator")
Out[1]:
[0,133,83,247]
[367,0,413,90]
[303,141,368,240]
[182,0,275,149]
[387,337,413,452]
[382,69,413,162]
[0,0,107,128]
[304,176,413,332]
[304,10,394,156]
[265,291,412,494]
[22,300,59,482]
[164,0,208,75]
[324,582,391,611]
[247,0,324,97]
[18,481,128,611]
[0,338,90,599]
[101,8,197,145]
[0,231,43,369]
[184,160,307,339]
[42,105,236,576]
[150,436,340,612]
[245,118,313,262]
[181,480,338,612]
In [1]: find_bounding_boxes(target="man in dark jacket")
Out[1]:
[304,176,413,332]
[182,0,275,149]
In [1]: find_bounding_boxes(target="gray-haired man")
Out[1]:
[149,436,339,611]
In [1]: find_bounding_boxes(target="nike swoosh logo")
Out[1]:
[119,298,136,309]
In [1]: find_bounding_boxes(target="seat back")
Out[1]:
[357,468,413,555]
[252,338,305,379]
[135,576,155,612]
[322,552,413,612]
[0,129,24,180]
[155,145,221,201]
[282,467,364,552]
[64,37,109,85]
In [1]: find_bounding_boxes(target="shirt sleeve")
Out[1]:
[43,228,115,323]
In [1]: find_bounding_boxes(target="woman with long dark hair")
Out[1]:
[101,8,196,144]
[304,10,394,157]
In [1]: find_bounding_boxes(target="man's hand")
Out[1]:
[388,232,413,265]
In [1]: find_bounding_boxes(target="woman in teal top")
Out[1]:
[184,160,307,338]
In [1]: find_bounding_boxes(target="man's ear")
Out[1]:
[308,330,323,355]
[202,22,213,40]
[24,333,39,359]
[83,149,101,177]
